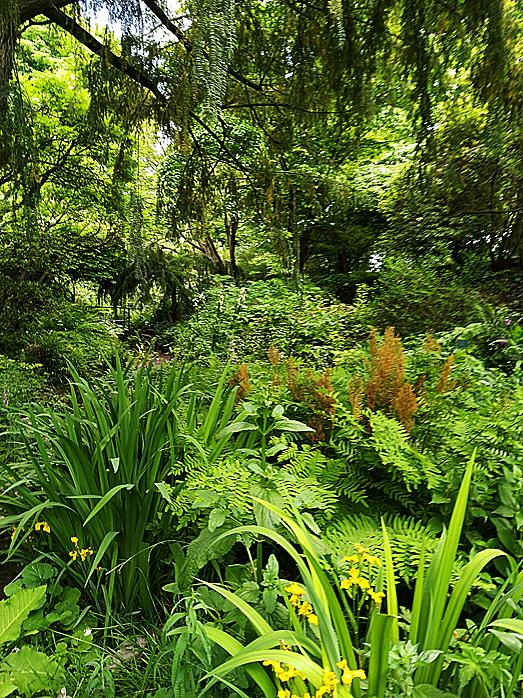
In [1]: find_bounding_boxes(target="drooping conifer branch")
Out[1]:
[43,6,166,101]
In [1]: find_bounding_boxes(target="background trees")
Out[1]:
[0,0,522,354]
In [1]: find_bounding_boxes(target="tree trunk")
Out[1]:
[0,6,17,99]
[224,209,239,280]
[288,184,300,290]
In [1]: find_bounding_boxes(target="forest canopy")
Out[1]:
[1,0,522,328]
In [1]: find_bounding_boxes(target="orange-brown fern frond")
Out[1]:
[366,326,405,411]
[392,382,417,433]
[437,354,456,393]
[230,363,251,403]
[348,373,365,421]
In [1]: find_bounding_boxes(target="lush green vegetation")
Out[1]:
[1,1,523,697]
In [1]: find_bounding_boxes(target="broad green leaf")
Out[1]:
[0,587,46,645]
[489,618,523,635]
[215,422,259,439]
[273,419,315,432]
[488,629,523,653]
[1,646,64,694]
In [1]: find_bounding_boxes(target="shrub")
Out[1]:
[156,279,353,364]
[26,302,122,381]
[353,258,482,337]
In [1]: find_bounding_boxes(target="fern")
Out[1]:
[374,480,418,509]
[368,412,423,490]
[321,459,370,506]
[324,512,440,583]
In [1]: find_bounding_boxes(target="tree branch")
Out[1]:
[140,0,264,93]
[42,8,255,176]
[43,6,167,102]
[19,0,77,23]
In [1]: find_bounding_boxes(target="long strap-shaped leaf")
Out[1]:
[417,450,476,651]
[208,648,324,688]
[250,498,354,670]
[423,548,505,686]
[202,627,275,698]
[381,520,399,646]
[367,613,395,698]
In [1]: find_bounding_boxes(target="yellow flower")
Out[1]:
[69,550,78,561]
[265,660,306,683]
[10,527,17,540]
[323,670,338,690]
[298,601,313,617]
[355,544,369,555]
[279,667,304,682]
[341,554,358,564]
[314,669,339,697]
[34,521,51,533]
[336,660,366,686]
[279,640,293,651]
[70,536,78,546]
[357,577,371,590]
[289,594,302,607]
[278,691,291,698]
[263,660,281,669]
[365,555,382,568]
[285,582,305,598]
[340,578,355,590]
[348,567,360,578]
[368,590,385,605]
[308,613,319,625]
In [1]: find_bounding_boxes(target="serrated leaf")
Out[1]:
[1,646,63,694]
[0,587,46,645]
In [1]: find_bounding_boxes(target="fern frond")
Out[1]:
[324,513,441,584]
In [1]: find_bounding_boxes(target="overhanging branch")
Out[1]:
[19,0,78,23]
[140,0,264,94]
[43,6,167,102]
[42,7,252,174]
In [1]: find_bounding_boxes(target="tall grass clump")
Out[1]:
[0,358,243,617]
